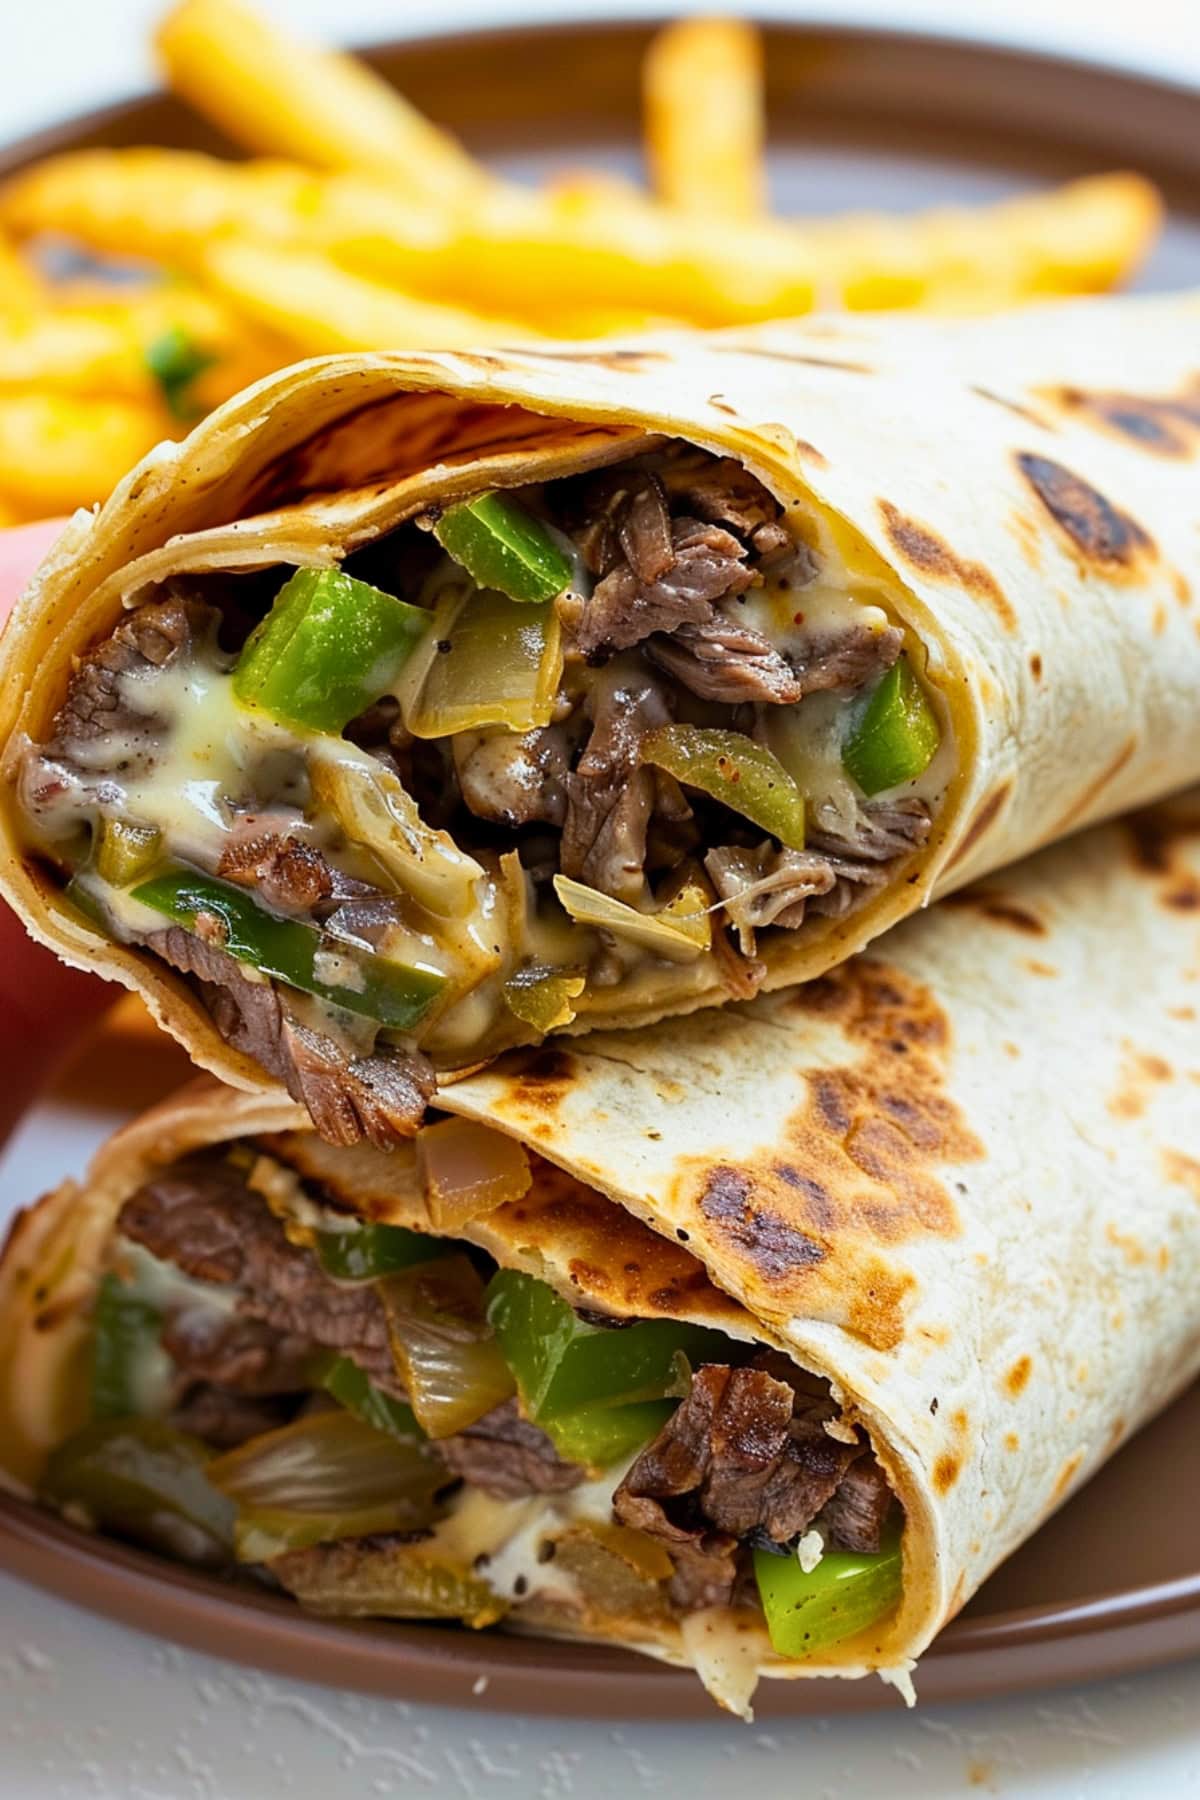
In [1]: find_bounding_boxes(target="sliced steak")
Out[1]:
[118,1152,400,1392]
[171,1384,295,1449]
[437,1399,584,1498]
[217,832,336,914]
[646,614,803,705]
[146,926,435,1147]
[705,842,837,953]
[47,595,219,757]
[657,453,793,560]
[560,668,672,904]
[454,725,573,830]
[807,798,933,921]
[821,1456,894,1554]
[789,622,902,698]
[563,514,755,658]
[162,1310,316,1396]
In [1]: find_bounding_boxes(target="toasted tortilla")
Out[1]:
[2,295,1199,1096]
[3,791,1197,1705]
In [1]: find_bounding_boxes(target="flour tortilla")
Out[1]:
[2,791,1197,1701]
[1,294,1199,1096]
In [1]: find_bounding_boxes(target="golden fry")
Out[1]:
[0,230,43,310]
[0,148,1162,327]
[201,240,540,354]
[156,0,493,209]
[0,393,164,516]
[643,18,766,219]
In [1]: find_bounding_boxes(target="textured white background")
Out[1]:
[4,2,1200,1794]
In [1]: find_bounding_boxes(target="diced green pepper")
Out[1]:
[432,492,574,604]
[233,567,431,735]
[321,1355,424,1443]
[130,866,445,1031]
[543,1399,675,1470]
[486,1268,730,1419]
[91,1274,162,1420]
[642,725,806,850]
[843,656,941,797]
[41,1418,235,1569]
[314,1222,440,1282]
[145,325,217,421]
[753,1523,902,1657]
[93,819,162,888]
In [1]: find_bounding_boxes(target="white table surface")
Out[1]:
[4,2,1200,1794]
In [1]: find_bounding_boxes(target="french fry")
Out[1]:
[0,230,43,310]
[156,0,494,209]
[1,148,1162,327]
[644,19,766,219]
[201,240,540,355]
[0,393,164,516]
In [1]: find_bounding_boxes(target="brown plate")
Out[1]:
[2,19,1199,1719]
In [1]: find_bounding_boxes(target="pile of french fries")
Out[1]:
[0,0,1164,520]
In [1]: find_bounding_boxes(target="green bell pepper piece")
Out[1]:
[542,1399,675,1470]
[41,1418,235,1568]
[130,866,445,1031]
[843,656,941,797]
[433,492,574,604]
[91,1274,162,1420]
[233,567,431,735]
[314,1222,441,1283]
[145,326,217,421]
[486,1268,730,1419]
[753,1522,902,1657]
[642,725,806,850]
[321,1355,424,1442]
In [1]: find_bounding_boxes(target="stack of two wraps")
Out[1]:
[1,294,1198,1712]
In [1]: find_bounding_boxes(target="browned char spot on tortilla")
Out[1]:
[1051,735,1139,837]
[1045,380,1200,458]
[943,888,1046,936]
[969,385,1054,431]
[508,1047,578,1116]
[1123,802,1200,909]
[943,781,1013,874]
[1162,1149,1200,1201]
[1051,1450,1084,1504]
[933,1454,961,1495]
[1108,1048,1173,1121]
[728,345,873,374]
[513,349,669,368]
[1004,1355,1032,1397]
[878,500,1016,630]
[1029,653,1043,680]
[675,962,980,1351]
[1015,451,1155,568]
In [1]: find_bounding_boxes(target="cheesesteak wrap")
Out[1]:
[3,293,1200,1148]
[2,793,1197,1715]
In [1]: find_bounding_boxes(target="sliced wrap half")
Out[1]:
[2,294,1199,1147]
[2,791,1197,1715]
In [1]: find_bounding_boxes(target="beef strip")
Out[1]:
[147,926,435,1148]
[705,842,837,953]
[217,831,336,914]
[118,1152,401,1393]
[806,798,933,920]
[646,614,804,705]
[656,453,794,561]
[560,668,672,904]
[788,623,903,698]
[454,724,573,830]
[614,1361,890,1604]
[563,513,755,659]
[162,1310,316,1396]
[820,1456,894,1554]
[46,595,219,758]
[436,1398,584,1498]
[171,1385,296,1449]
